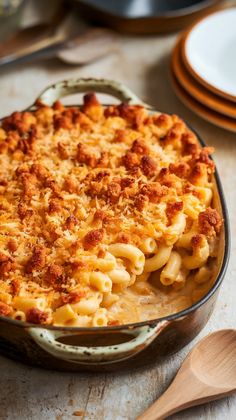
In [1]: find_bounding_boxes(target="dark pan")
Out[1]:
[71,0,223,34]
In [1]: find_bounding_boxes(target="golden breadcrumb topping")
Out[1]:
[0,93,222,326]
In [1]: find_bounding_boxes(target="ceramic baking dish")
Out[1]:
[0,78,230,372]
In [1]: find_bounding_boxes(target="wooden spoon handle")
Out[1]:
[137,368,226,420]
[137,380,191,420]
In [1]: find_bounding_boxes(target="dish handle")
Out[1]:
[28,321,169,365]
[35,78,148,107]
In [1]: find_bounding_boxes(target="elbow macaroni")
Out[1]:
[160,251,182,286]
[140,237,157,254]
[165,213,186,245]
[145,245,172,272]
[183,237,210,270]
[90,271,112,293]
[53,304,77,326]
[92,308,108,327]
[72,294,102,316]
[13,296,47,313]
[108,243,145,275]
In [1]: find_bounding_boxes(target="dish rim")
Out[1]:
[0,102,230,332]
[183,7,236,102]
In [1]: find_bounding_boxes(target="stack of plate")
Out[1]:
[171,8,236,132]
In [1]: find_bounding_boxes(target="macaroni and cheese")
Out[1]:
[0,94,223,326]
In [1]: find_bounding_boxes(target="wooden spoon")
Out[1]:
[137,329,236,420]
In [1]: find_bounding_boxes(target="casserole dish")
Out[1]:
[0,78,230,372]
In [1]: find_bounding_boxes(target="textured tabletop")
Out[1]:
[0,18,235,420]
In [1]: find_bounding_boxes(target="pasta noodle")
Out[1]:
[140,237,157,254]
[90,271,112,293]
[160,251,182,286]
[145,246,173,272]
[92,308,108,327]
[183,236,210,270]
[108,243,145,274]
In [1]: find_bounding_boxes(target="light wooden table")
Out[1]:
[0,23,236,420]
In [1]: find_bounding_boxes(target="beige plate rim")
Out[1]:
[172,35,236,119]
[182,9,236,103]
[171,70,236,133]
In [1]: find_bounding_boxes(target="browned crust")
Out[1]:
[198,208,222,237]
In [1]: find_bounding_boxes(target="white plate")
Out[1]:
[184,8,236,101]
